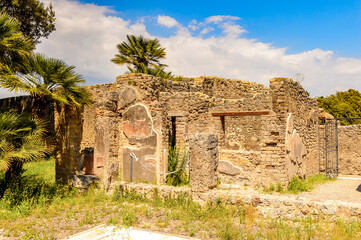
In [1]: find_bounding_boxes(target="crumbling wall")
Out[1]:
[338,125,361,175]
[270,78,319,181]
[54,105,83,183]
[54,73,319,186]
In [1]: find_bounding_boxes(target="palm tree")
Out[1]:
[0,14,91,185]
[0,110,48,184]
[0,53,92,107]
[111,35,168,71]
[127,63,173,80]
[0,13,34,71]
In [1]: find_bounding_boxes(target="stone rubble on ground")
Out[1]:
[120,182,361,221]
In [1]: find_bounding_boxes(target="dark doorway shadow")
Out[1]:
[356,184,361,192]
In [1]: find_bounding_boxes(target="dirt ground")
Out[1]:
[295,175,361,203]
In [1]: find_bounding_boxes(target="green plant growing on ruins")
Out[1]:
[166,144,189,186]
[2,162,361,239]
[217,178,221,185]
[276,182,284,193]
[287,174,333,194]
[209,100,215,107]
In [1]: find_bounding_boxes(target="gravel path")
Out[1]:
[295,176,361,203]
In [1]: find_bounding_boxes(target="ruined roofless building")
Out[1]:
[53,73,319,187]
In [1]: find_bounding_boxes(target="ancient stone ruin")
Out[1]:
[52,73,320,188]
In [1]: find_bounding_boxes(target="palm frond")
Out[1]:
[0,111,49,170]
[111,34,167,71]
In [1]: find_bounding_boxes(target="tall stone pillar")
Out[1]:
[189,133,218,192]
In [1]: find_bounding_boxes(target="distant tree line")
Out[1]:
[317,89,361,125]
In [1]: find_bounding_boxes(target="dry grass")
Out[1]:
[1,161,361,239]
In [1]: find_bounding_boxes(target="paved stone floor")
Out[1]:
[64,225,197,240]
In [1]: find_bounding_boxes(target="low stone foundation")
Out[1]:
[116,182,361,221]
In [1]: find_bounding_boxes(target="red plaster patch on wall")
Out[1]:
[145,158,156,163]
[123,120,151,137]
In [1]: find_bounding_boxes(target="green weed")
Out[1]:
[166,144,189,186]
[122,209,138,227]
[287,174,333,194]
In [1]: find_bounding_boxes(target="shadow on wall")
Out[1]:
[356,184,361,193]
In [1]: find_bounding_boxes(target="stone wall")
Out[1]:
[338,125,361,175]
[54,73,319,186]
[119,182,361,220]
[54,104,83,183]
[270,78,319,181]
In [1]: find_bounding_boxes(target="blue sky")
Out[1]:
[81,0,361,57]
[1,0,360,98]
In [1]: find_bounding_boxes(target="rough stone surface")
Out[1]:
[122,104,158,183]
[285,113,307,180]
[320,204,337,215]
[189,133,219,192]
[338,125,361,175]
[72,174,98,189]
[218,160,241,176]
[79,147,94,175]
[47,74,319,186]
[117,182,361,221]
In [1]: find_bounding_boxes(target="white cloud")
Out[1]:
[220,22,247,37]
[157,15,180,28]
[200,27,214,35]
[1,0,361,99]
[205,15,241,24]
[188,24,198,31]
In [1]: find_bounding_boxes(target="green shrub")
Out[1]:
[276,182,284,193]
[287,176,308,193]
[166,144,189,186]
[287,174,332,194]
[0,169,73,209]
[122,209,138,226]
[217,220,241,240]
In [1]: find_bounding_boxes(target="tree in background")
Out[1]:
[0,0,55,44]
[111,35,167,70]
[127,63,173,80]
[111,35,177,80]
[0,13,34,71]
[317,89,361,125]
